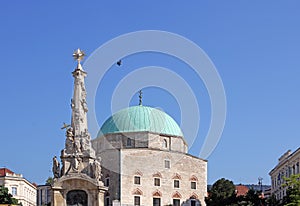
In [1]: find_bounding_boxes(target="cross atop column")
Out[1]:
[72,48,85,65]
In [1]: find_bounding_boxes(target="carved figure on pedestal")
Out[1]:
[60,159,65,176]
[72,156,81,172]
[80,138,86,153]
[66,127,74,138]
[74,138,81,154]
[52,156,60,178]
[81,99,88,113]
[92,159,102,181]
[65,127,75,153]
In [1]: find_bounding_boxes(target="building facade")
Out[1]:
[37,185,51,206]
[0,168,36,206]
[93,106,207,206]
[269,148,300,200]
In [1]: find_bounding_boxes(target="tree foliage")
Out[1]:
[282,174,300,206]
[206,178,268,206]
[265,194,280,206]
[206,178,237,206]
[0,186,19,205]
[45,176,53,186]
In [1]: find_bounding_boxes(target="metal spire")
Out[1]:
[139,90,143,106]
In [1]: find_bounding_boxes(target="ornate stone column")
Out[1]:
[51,49,107,206]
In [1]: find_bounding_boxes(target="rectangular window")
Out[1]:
[191,200,196,206]
[11,187,17,196]
[134,196,140,206]
[105,177,110,186]
[153,198,161,206]
[173,199,180,206]
[164,160,170,169]
[191,181,196,189]
[174,180,180,188]
[127,138,132,147]
[154,178,160,186]
[134,176,141,185]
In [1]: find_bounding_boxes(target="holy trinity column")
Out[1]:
[52,48,102,182]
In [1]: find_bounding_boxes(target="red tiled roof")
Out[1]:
[0,168,14,177]
[236,185,249,196]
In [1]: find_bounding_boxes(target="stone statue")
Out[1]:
[66,127,74,138]
[92,159,102,181]
[80,138,86,153]
[52,156,60,178]
[65,127,74,153]
[60,159,65,176]
[72,156,81,172]
[81,99,88,112]
[74,138,81,153]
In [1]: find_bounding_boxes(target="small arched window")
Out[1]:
[163,139,168,148]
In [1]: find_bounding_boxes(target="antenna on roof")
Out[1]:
[139,90,143,106]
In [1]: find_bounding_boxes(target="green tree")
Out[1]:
[45,177,53,185]
[266,194,280,206]
[244,188,265,206]
[205,178,237,206]
[0,186,19,205]
[283,174,300,206]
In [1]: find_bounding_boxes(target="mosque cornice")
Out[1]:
[97,131,188,146]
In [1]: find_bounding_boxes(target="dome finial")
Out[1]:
[139,90,143,106]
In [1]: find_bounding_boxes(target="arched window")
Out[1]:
[105,176,110,187]
[67,190,88,206]
[105,196,110,206]
[163,139,168,148]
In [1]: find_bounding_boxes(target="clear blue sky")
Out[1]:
[1,1,300,185]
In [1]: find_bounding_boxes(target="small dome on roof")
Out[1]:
[98,106,183,137]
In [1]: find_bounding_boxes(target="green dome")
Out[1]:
[98,106,183,137]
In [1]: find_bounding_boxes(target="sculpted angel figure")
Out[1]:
[52,156,60,178]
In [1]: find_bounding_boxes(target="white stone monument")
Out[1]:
[51,49,107,206]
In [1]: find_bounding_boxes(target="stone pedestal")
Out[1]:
[52,174,107,206]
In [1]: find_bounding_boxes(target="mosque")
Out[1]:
[51,49,207,206]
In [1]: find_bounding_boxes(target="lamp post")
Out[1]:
[258,177,263,192]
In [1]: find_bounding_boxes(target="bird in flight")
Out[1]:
[117,60,122,66]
